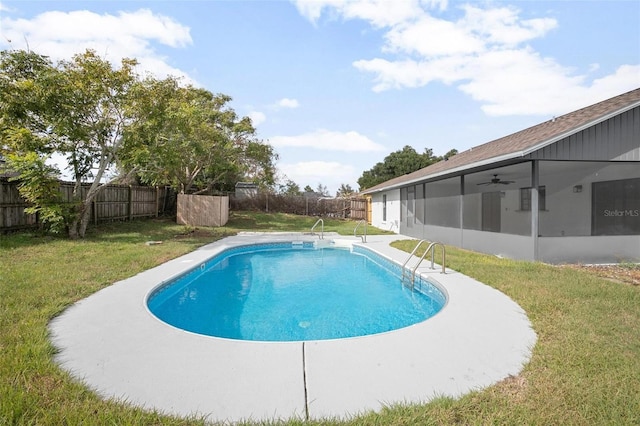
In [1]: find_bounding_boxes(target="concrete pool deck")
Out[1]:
[49,233,537,423]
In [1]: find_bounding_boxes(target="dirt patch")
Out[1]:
[560,264,640,286]
[173,227,218,239]
[495,374,528,403]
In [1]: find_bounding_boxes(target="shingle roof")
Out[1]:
[362,88,640,194]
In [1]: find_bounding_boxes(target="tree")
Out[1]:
[315,183,329,197]
[277,178,301,195]
[336,183,355,198]
[357,145,450,190]
[5,152,71,233]
[303,185,314,193]
[1,51,69,233]
[1,49,279,237]
[443,148,458,160]
[0,49,138,238]
[122,77,277,194]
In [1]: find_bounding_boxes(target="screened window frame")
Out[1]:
[382,194,387,221]
[519,186,546,211]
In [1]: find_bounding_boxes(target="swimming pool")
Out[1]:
[50,233,537,422]
[147,243,446,341]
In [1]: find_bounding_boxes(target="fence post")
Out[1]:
[127,186,133,221]
[155,187,160,217]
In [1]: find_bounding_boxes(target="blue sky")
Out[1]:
[1,0,639,195]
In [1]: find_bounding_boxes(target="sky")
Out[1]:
[0,0,639,195]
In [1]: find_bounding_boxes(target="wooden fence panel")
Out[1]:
[95,185,130,223]
[350,198,367,220]
[177,194,228,227]
[0,179,37,229]
[131,186,160,218]
[1,180,170,232]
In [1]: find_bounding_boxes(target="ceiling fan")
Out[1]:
[477,174,515,186]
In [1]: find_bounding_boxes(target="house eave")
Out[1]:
[362,151,525,194]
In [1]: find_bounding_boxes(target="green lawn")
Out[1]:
[1,213,639,425]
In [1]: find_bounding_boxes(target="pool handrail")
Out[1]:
[410,242,446,287]
[401,240,446,289]
[311,218,324,239]
[354,219,367,243]
[401,239,428,286]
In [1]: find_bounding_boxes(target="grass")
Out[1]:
[1,213,639,425]
[225,211,393,236]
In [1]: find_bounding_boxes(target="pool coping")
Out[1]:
[48,233,537,423]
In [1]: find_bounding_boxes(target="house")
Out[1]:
[234,182,258,200]
[362,88,640,264]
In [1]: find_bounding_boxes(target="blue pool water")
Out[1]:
[147,243,446,341]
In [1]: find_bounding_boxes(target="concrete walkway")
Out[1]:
[49,233,537,423]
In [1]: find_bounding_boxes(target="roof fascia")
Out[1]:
[363,152,524,194]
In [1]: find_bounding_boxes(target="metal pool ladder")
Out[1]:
[311,218,324,239]
[401,240,446,289]
[354,220,367,242]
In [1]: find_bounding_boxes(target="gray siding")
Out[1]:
[526,106,640,161]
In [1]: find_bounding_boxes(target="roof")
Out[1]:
[362,88,640,194]
[235,182,258,188]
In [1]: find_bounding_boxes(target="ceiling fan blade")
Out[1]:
[476,175,514,185]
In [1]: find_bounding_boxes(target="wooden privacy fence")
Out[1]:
[177,194,229,227]
[0,178,36,230]
[230,193,368,219]
[350,198,367,220]
[0,178,173,232]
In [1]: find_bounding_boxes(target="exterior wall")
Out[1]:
[464,162,533,236]
[370,189,401,233]
[400,224,534,261]
[462,230,535,261]
[539,236,640,264]
[235,186,258,200]
[538,162,639,237]
[425,224,463,247]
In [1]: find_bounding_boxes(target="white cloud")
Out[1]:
[459,5,557,47]
[248,111,267,126]
[353,56,467,91]
[587,64,640,102]
[384,15,484,57]
[421,0,448,12]
[0,8,195,83]
[269,129,385,152]
[298,1,640,117]
[291,0,423,28]
[275,98,300,109]
[279,160,357,193]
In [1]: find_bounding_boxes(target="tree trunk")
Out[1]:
[67,180,106,238]
[77,200,93,238]
[68,201,89,239]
